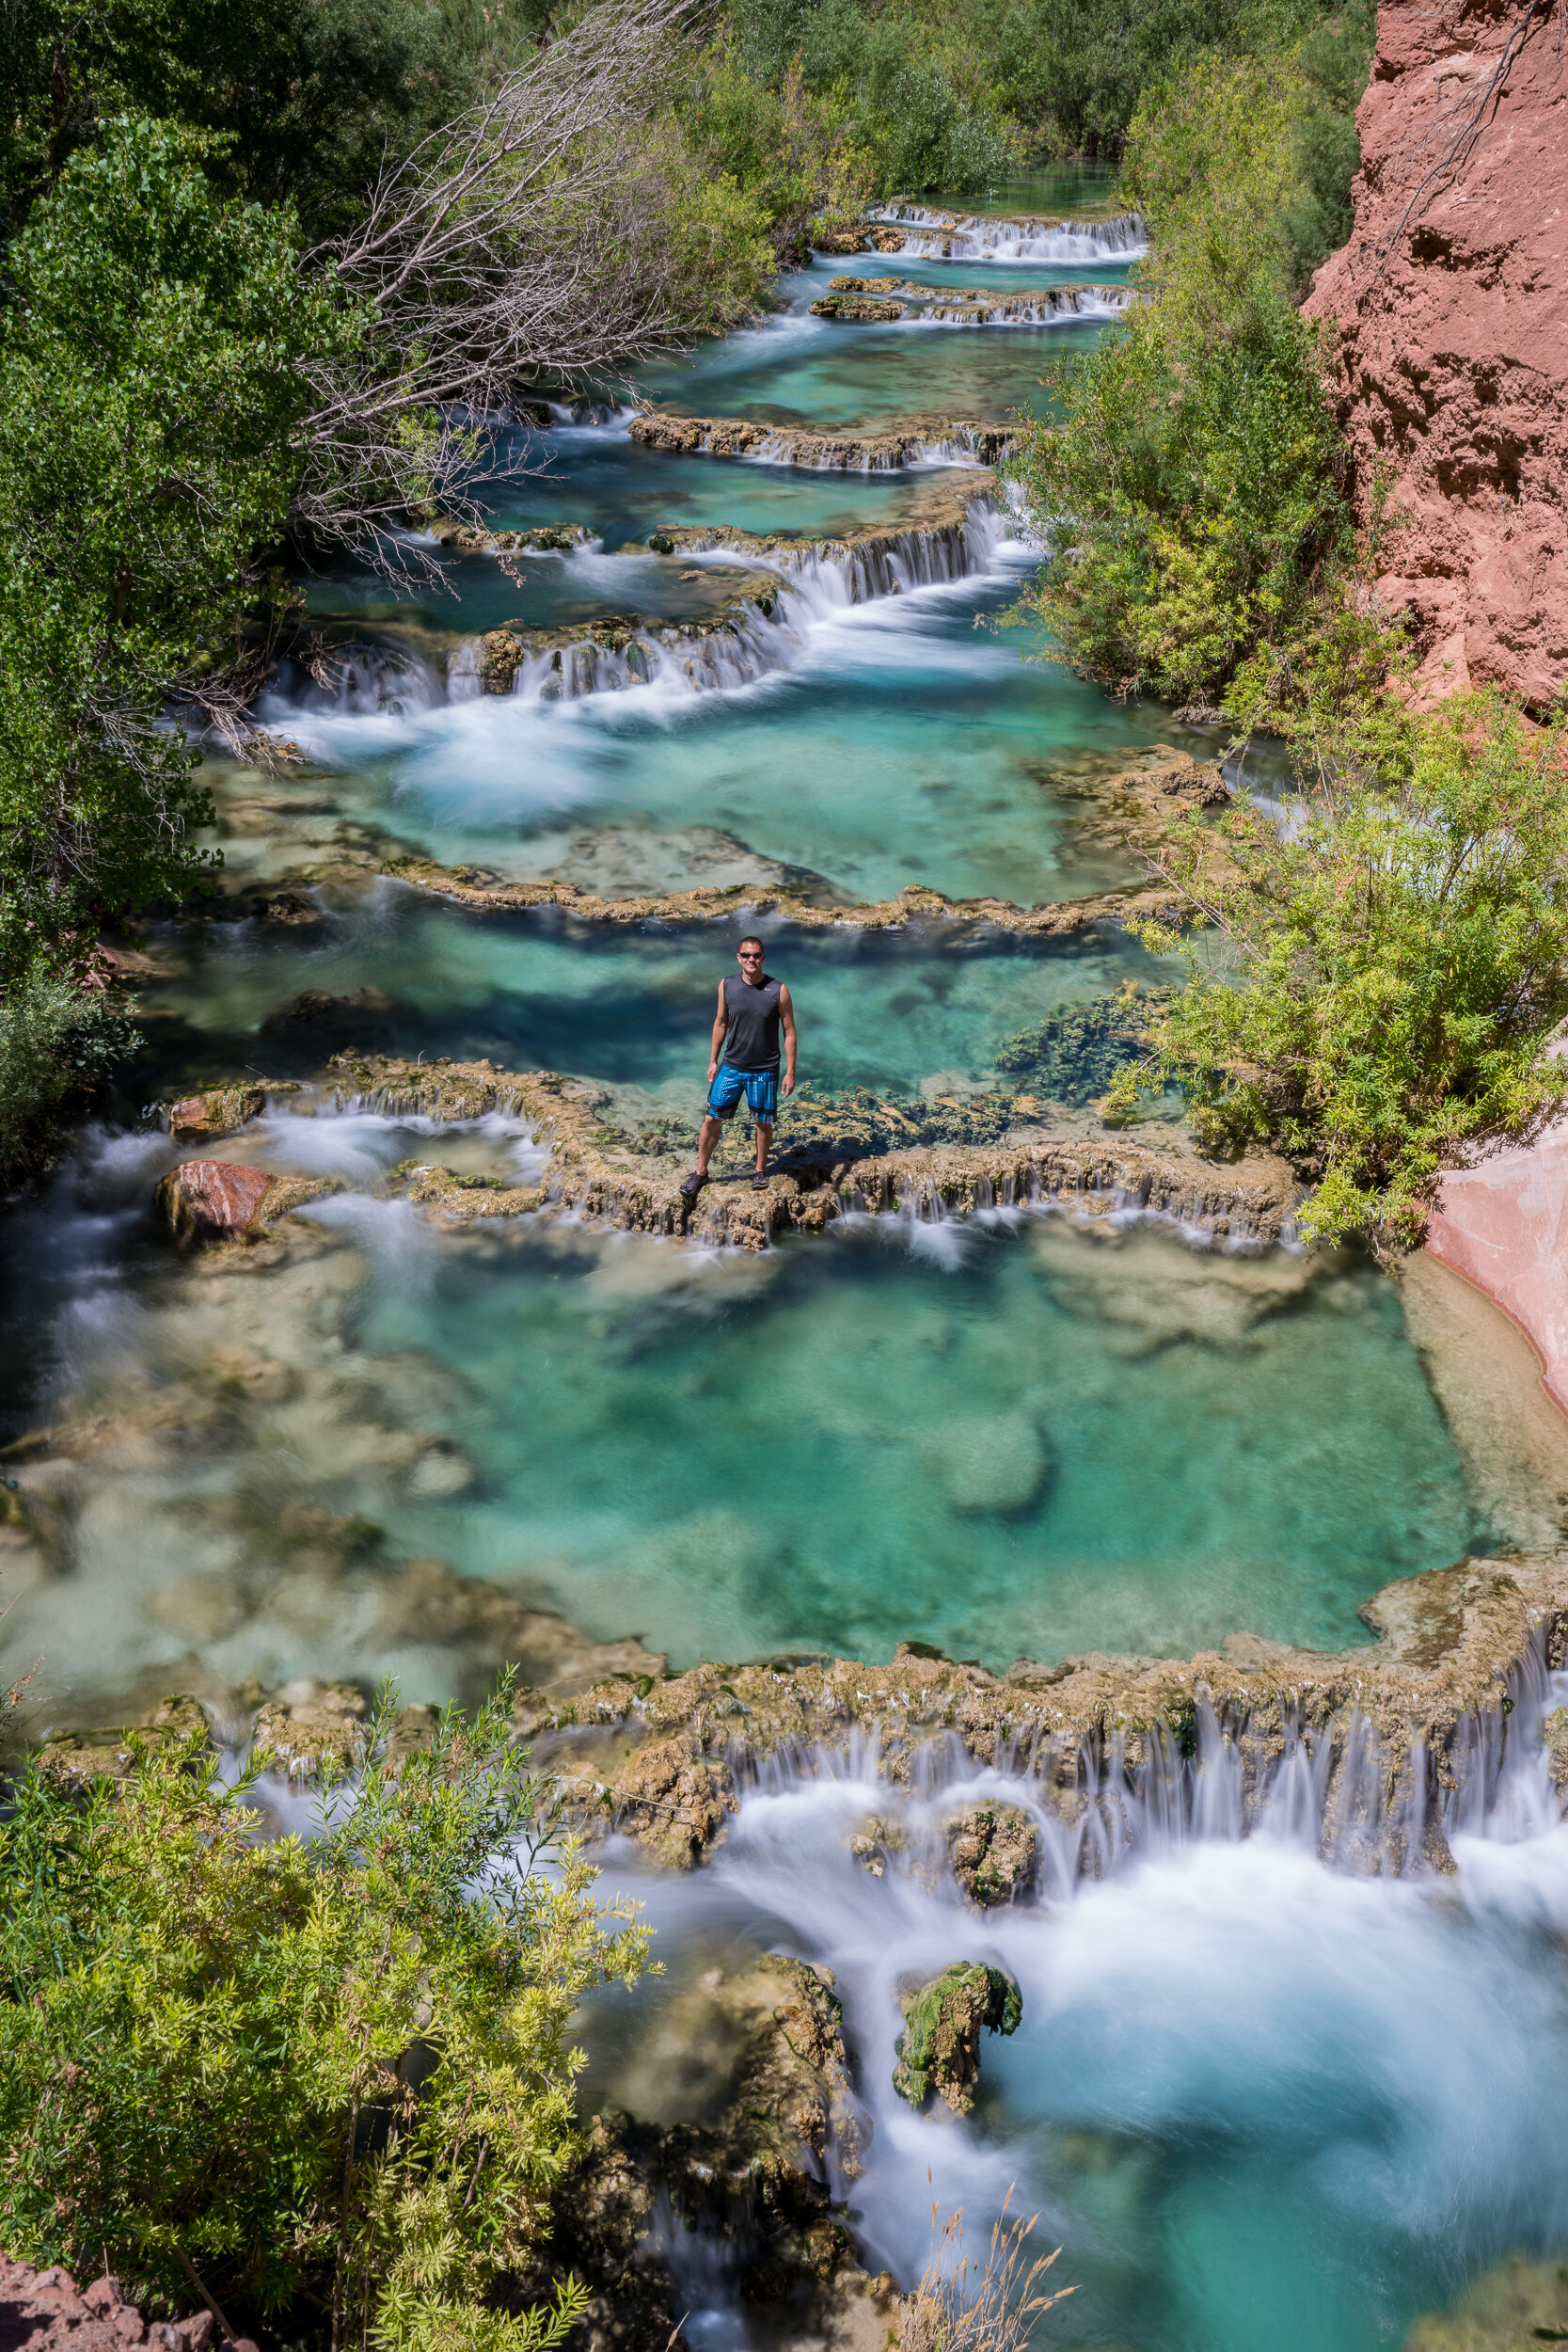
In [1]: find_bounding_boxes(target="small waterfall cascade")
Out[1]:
[863,204,1149,264]
[278,642,441,717]
[710,1635,1568,1893]
[437,500,1010,707]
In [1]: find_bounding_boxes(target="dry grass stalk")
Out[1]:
[911,2183,1074,2352]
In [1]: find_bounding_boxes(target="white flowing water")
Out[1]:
[580,1666,1568,2352]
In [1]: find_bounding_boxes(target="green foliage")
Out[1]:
[698,0,1013,211]
[0,1680,648,2348]
[0,964,142,1174]
[0,116,361,983]
[1123,695,1568,1249]
[1004,39,1368,715]
[716,0,1360,183]
[0,0,558,238]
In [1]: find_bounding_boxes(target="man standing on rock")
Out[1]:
[681,936,797,1197]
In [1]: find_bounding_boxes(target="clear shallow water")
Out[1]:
[475,428,955,547]
[7,192,1557,2351]
[0,1183,1476,1719]
[255,558,1202,908]
[134,900,1172,1097]
[580,1733,1568,2352]
[374,1216,1475,1669]
[634,262,1124,430]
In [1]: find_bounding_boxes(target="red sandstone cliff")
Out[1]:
[1305,0,1568,705]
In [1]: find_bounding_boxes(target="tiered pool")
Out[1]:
[5,192,1567,2352]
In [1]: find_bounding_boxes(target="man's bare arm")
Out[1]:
[707,978,728,1084]
[779,983,798,1096]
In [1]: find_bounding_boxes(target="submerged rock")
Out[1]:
[943,1803,1037,1906]
[925,1413,1052,1516]
[156,1158,272,1241]
[893,1962,1022,2113]
[1402,2253,1568,2348]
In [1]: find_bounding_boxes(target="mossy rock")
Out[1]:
[893,1961,1022,2114]
[35,1695,214,1788]
[943,1803,1038,1905]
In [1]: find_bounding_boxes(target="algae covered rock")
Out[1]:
[515,2113,678,2352]
[893,1961,1022,2113]
[849,1814,909,1877]
[944,1803,1038,1906]
[579,1950,867,2327]
[1401,2253,1568,2348]
[1544,1706,1568,1804]
[36,1694,214,1788]
[251,1677,370,1773]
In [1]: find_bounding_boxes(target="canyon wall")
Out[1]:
[1305,0,1568,704]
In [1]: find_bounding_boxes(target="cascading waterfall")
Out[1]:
[863,204,1149,264]
[285,643,442,718]
[586,1658,1568,2351]
[436,501,1012,706]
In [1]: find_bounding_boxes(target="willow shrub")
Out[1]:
[1113,694,1568,1249]
[1003,45,1360,715]
[0,1683,649,2351]
[0,963,142,1174]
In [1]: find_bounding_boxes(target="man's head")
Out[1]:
[736,935,765,977]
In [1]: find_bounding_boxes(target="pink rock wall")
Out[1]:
[1304,0,1568,707]
[1424,1123,1568,1415]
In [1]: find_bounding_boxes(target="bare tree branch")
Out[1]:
[291,0,721,578]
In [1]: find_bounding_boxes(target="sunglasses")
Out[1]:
[737,949,764,961]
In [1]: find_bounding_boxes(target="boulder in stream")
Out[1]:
[893,1962,1022,2113]
[166,1085,265,1140]
[613,1735,736,1867]
[518,1953,872,2346]
[156,1158,272,1241]
[943,1803,1037,1906]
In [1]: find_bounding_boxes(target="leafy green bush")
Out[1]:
[0,1683,648,2349]
[1119,694,1568,1248]
[1004,38,1369,715]
[0,964,141,1174]
[0,0,560,239]
[699,0,1014,208]
[0,118,361,985]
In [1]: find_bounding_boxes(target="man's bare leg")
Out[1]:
[695,1113,723,1176]
[753,1120,772,1178]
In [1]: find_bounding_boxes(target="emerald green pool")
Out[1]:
[5,192,1562,2352]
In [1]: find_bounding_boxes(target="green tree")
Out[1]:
[0,1682,648,2350]
[1004,42,1365,714]
[0,115,360,986]
[1118,694,1568,1249]
[0,0,560,238]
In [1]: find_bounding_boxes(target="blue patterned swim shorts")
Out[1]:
[707,1064,779,1124]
